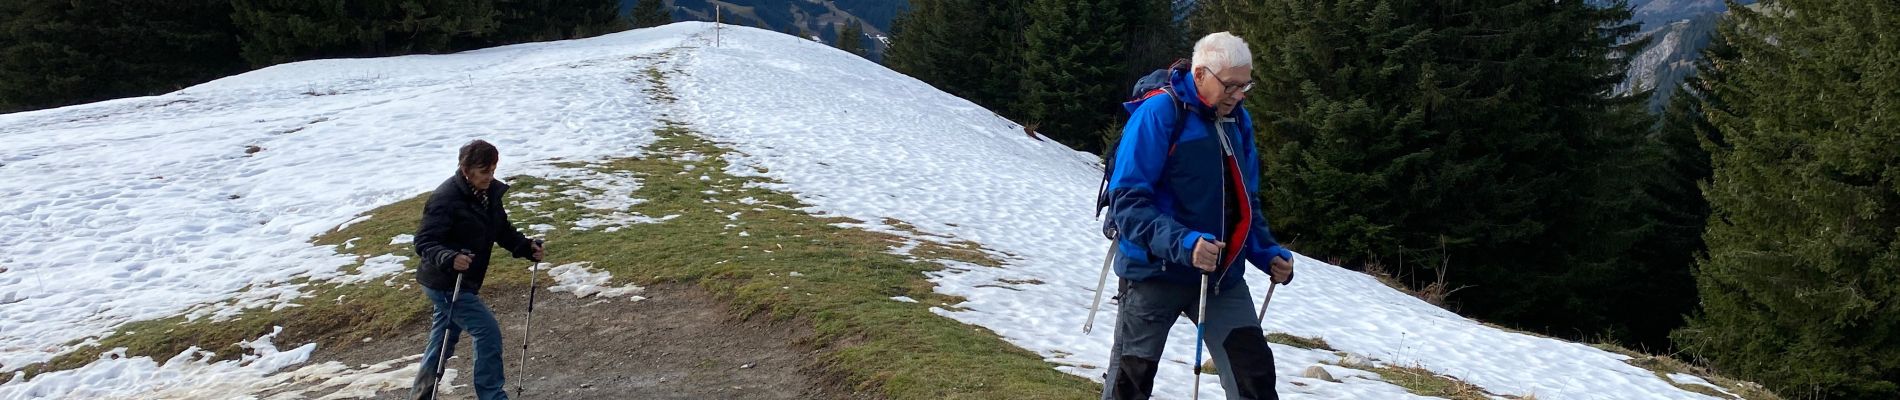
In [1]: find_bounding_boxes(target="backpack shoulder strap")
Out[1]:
[1163,88,1191,156]
[1096,70,1195,223]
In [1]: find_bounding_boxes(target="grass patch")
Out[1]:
[1198,333,1335,375]
[641,66,678,103]
[911,241,1003,268]
[1266,333,1334,351]
[532,120,1093,399]
[1324,354,1553,400]
[1481,321,1560,340]
[1592,343,1781,400]
[1330,357,1490,400]
[23,62,1098,399]
[878,217,1004,268]
[1351,258,1415,296]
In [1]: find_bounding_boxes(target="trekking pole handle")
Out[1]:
[456,249,474,273]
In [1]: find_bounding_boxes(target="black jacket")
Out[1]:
[414,173,536,293]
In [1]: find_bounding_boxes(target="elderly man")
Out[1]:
[1101,32,1295,400]
[410,139,545,400]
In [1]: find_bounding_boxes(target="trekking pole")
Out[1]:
[425,253,469,399]
[1192,270,1210,400]
[1256,281,1279,323]
[516,239,545,397]
[1083,241,1117,334]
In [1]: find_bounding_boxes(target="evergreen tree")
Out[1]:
[1018,0,1126,153]
[883,0,953,86]
[0,0,633,112]
[890,0,1180,150]
[631,0,672,29]
[1119,0,1188,84]
[0,0,245,113]
[1674,1,1900,397]
[885,0,1028,120]
[1609,42,1731,352]
[230,0,501,67]
[835,19,865,57]
[490,0,626,44]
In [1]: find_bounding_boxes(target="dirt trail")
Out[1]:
[293,283,857,399]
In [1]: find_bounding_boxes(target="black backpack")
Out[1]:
[1094,59,1193,240]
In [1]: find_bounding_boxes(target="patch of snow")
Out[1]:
[335,215,373,231]
[544,262,646,301]
[0,326,323,399]
[330,254,409,286]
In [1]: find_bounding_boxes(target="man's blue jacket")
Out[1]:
[1106,68,1294,291]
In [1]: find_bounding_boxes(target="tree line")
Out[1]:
[0,0,661,113]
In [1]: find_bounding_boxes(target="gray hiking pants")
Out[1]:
[1102,278,1279,400]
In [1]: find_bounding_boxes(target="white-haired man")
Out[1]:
[1100,32,1294,400]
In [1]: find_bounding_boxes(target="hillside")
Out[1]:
[0,23,1766,399]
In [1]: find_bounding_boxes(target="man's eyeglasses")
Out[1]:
[1200,67,1254,94]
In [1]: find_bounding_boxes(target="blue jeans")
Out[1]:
[410,284,508,400]
[1102,278,1279,400]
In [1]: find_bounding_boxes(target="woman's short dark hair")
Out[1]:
[459,139,499,170]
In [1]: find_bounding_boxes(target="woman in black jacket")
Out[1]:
[410,139,543,400]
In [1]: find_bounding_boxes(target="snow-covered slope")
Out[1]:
[0,23,692,372]
[2,22,1732,399]
[673,24,1729,400]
